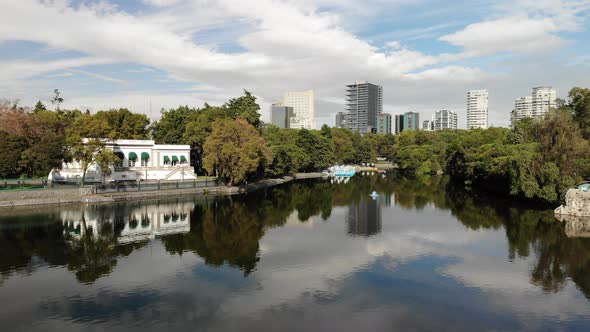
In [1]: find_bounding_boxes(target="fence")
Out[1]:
[94,178,220,194]
[0,178,88,191]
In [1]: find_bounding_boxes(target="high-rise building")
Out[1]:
[377,113,392,134]
[532,86,557,118]
[510,87,556,127]
[394,114,404,134]
[403,112,420,131]
[422,120,433,131]
[270,104,293,129]
[467,89,488,129]
[281,90,315,129]
[394,112,420,134]
[345,81,383,133]
[335,112,346,128]
[432,110,457,131]
[511,96,533,126]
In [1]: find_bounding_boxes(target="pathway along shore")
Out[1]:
[0,173,325,210]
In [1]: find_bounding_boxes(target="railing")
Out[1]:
[93,178,220,194]
[0,178,99,192]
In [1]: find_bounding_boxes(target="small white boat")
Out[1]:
[370,191,379,200]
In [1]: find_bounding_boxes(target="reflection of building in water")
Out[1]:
[62,201,194,244]
[559,215,590,238]
[382,194,392,207]
[347,197,382,237]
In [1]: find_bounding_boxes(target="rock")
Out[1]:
[554,189,590,218]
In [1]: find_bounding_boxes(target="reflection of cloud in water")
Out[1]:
[442,253,590,321]
[220,206,486,316]
[219,204,590,323]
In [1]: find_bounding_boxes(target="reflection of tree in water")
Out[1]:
[161,181,355,274]
[4,174,589,297]
[384,174,590,299]
[0,204,149,284]
[0,212,67,281]
[62,205,149,284]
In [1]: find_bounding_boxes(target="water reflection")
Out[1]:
[1,175,590,330]
[346,197,382,237]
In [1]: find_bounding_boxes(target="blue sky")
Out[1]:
[1,0,590,128]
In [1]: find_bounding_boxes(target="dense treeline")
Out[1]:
[393,87,590,204]
[2,87,589,204]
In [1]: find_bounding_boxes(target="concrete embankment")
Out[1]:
[0,173,325,209]
[555,189,590,219]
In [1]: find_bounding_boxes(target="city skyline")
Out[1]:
[0,1,589,129]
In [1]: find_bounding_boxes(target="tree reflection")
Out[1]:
[2,174,590,297]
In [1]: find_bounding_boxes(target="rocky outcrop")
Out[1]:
[555,189,590,218]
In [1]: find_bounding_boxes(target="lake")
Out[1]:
[1,174,589,331]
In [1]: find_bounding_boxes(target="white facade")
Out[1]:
[49,139,197,183]
[61,200,193,243]
[511,96,533,125]
[432,110,458,131]
[532,86,557,117]
[467,89,488,129]
[422,120,433,131]
[510,87,556,126]
[280,90,315,129]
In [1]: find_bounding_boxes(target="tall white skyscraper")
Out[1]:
[466,89,488,129]
[280,90,315,130]
[531,86,557,117]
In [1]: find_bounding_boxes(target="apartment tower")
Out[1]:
[432,110,458,131]
[532,86,557,117]
[467,89,488,129]
[345,81,383,133]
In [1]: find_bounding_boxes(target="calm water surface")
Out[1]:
[1,175,590,331]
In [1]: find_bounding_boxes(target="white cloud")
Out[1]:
[440,17,565,55]
[0,0,588,128]
[143,0,180,7]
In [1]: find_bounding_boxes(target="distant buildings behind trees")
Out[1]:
[511,87,557,127]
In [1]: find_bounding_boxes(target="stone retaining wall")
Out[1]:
[555,189,590,218]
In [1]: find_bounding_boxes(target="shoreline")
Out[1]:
[0,173,325,211]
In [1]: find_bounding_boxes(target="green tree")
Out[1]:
[94,108,150,139]
[203,118,272,185]
[33,101,47,114]
[0,131,26,178]
[66,114,113,184]
[567,87,590,139]
[182,104,228,172]
[150,106,196,144]
[223,90,261,129]
[51,89,64,111]
[296,129,334,171]
[95,149,120,183]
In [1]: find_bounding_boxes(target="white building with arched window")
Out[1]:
[49,139,197,183]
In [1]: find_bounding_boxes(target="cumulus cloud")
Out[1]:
[0,0,589,127]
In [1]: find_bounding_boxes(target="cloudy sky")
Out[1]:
[1,0,590,128]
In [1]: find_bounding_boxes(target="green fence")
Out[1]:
[0,178,92,192]
[94,178,220,194]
